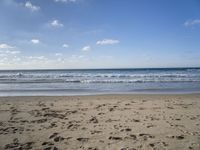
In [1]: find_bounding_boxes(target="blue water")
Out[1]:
[0,68,200,96]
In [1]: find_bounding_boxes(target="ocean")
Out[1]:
[0,68,200,96]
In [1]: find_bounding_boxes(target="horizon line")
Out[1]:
[0,66,200,71]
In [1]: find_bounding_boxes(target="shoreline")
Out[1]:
[1,91,200,98]
[0,92,200,98]
[0,94,200,149]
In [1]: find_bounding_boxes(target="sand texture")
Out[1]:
[0,94,200,150]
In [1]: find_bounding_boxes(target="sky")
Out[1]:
[0,0,200,69]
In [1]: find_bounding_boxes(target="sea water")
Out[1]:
[0,68,200,96]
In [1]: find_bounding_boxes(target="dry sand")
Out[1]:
[0,94,200,150]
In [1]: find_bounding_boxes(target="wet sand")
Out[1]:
[0,94,200,150]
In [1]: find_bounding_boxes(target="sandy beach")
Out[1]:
[0,94,200,150]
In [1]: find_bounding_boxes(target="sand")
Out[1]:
[0,94,200,150]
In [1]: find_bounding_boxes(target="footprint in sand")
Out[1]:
[89,116,98,123]
[77,138,89,142]
[4,138,34,150]
[108,136,123,140]
[138,133,155,140]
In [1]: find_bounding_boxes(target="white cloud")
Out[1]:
[27,56,47,60]
[82,45,91,52]
[0,53,117,69]
[54,0,77,3]
[6,50,21,54]
[96,39,119,45]
[62,44,69,48]
[12,56,21,62]
[0,43,20,56]
[68,55,86,63]
[0,50,20,55]
[184,19,200,27]
[55,53,63,56]
[57,57,65,63]
[0,43,14,49]
[18,56,49,67]
[25,1,40,12]
[31,39,40,44]
[50,20,64,28]
[0,53,7,57]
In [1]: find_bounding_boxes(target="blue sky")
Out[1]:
[0,0,200,69]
